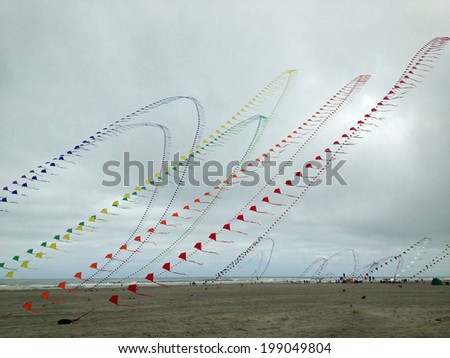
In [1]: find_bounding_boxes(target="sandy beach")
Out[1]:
[0,282,449,338]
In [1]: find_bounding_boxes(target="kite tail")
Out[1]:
[202,250,219,255]
[187,259,203,266]
[43,297,64,303]
[255,210,274,215]
[266,202,286,207]
[73,308,95,321]
[0,266,17,271]
[136,293,153,298]
[281,193,300,199]
[169,270,187,276]
[176,215,193,220]
[229,230,248,235]
[243,220,261,225]
[196,200,211,204]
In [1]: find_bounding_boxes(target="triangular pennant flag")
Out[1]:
[249,205,273,215]
[127,284,138,293]
[236,214,260,225]
[41,291,63,302]
[222,223,247,235]
[183,205,202,212]
[178,252,202,266]
[172,212,192,219]
[274,188,299,199]
[109,295,132,307]
[127,284,153,297]
[162,262,186,275]
[262,196,286,206]
[160,220,176,227]
[23,302,41,313]
[21,261,38,270]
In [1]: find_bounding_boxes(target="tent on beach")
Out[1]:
[431,278,443,286]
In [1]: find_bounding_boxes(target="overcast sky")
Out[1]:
[1,0,449,281]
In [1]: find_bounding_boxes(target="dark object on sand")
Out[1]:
[431,278,443,286]
[361,295,366,299]
[57,319,74,325]
[57,308,94,325]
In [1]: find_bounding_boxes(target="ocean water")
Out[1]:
[0,276,296,290]
[0,276,446,290]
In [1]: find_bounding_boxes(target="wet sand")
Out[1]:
[0,282,449,338]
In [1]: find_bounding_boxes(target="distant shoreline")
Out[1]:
[1,275,448,291]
